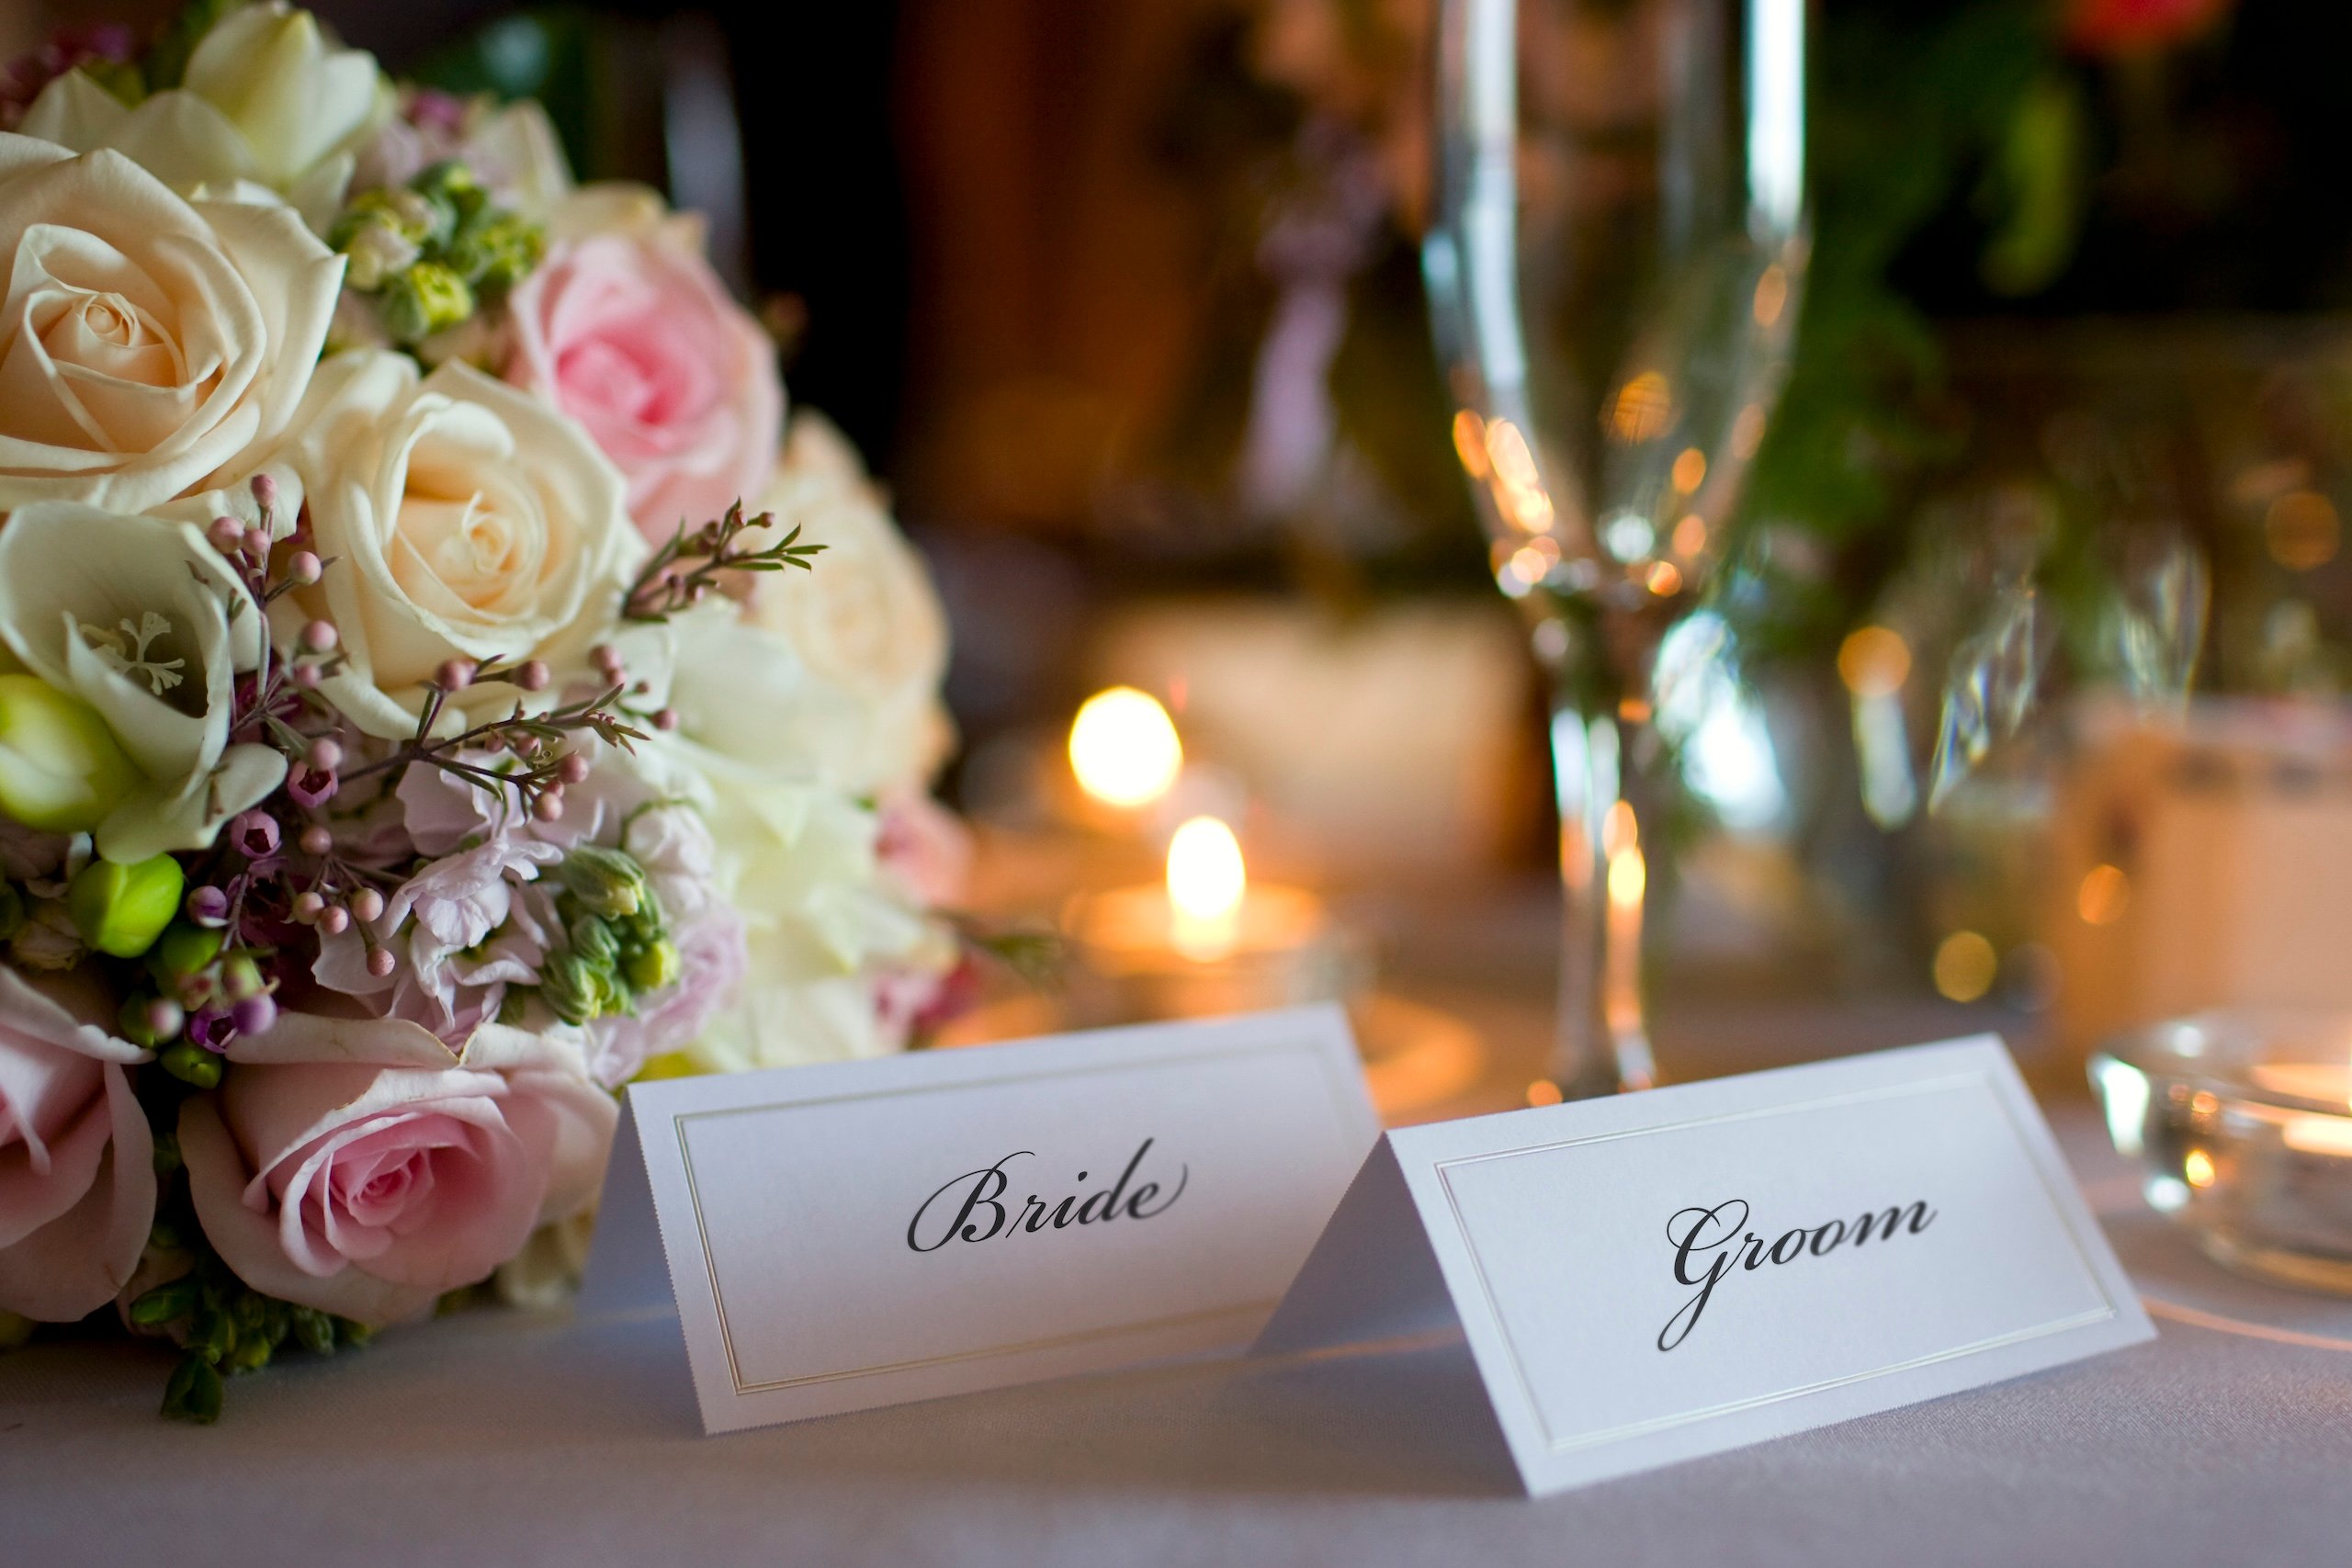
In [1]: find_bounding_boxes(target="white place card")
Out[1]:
[580,1006,1380,1434]
[1253,1036,2154,1495]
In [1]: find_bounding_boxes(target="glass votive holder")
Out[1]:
[1060,883,1368,1026]
[2091,1010,2352,1296]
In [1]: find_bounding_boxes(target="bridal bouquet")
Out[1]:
[0,3,964,1418]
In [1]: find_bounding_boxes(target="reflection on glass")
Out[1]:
[1427,0,1807,1095]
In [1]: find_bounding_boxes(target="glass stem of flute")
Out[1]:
[1549,699,1657,1097]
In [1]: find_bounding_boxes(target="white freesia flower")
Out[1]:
[265,351,641,739]
[664,414,952,796]
[20,5,391,231]
[0,134,342,514]
[0,504,284,863]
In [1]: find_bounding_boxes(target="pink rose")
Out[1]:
[0,966,153,1321]
[180,1012,616,1325]
[877,792,972,909]
[505,185,782,542]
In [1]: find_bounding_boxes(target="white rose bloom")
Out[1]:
[20,5,392,231]
[664,413,951,797]
[0,134,342,514]
[693,975,910,1074]
[0,505,284,862]
[631,722,935,1073]
[266,351,642,739]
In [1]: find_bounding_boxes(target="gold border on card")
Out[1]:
[1430,1070,2125,1454]
[673,1036,1364,1396]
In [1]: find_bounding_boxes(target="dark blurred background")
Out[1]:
[13,0,2352,1031]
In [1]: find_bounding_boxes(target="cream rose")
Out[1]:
[20,5,391,231]
[663,415,951,797]
[179,1011,616,1325]
[503,183,782,542]
[0,965,154,1322]
[0,133,342,514]
[268,351,641,738]
[0,503,286,861]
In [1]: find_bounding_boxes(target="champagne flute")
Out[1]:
[1424,0,1807,1096]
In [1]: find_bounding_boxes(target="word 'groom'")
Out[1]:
[1658,1196,1937,1351]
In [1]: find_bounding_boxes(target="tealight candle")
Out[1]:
[2094,1010,2352,1295]
[1068,815,1356,1021]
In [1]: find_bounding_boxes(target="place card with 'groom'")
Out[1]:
[580,1005,1379,1434]
[1252,1036,2154,1495]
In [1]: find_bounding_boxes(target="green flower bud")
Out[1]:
[540,952,602,1026]
[595,967,634,1019]
[568,913,620,970]
[221,953,266,1001]
[560,846,647,920]
[129,1277,198,1328]
[379,260,474,345]
[66,854,184,959]
[290,1306,336,1356]
[340,220,422,290]
[147,921,225,987]
[160,1353,223,1423]
[0,674,141,833]
[413,160,487,225]
[624,938,682,994]
[447,214,545,291]
[117,992,181,1049]
[330,186,445,254]
[159,1041,223,1090]
[190,1305,234,1366]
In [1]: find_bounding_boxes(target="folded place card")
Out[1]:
[1253,1035,2154,1496]
[579,1005,1380,1434]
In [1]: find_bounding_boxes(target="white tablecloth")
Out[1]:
[6,1019,2352,1567]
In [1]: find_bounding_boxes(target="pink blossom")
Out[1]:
[504,193,782,542]
[874,955,978,1052]
[0,967,153,1321]
[313,838,560,1042]
[179,1013,615,1325]
[395,755,516,857]
[877,792,972,909]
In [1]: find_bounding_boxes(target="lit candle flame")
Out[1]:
[1069,687,1182,807]
[1167,816,1245,959]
